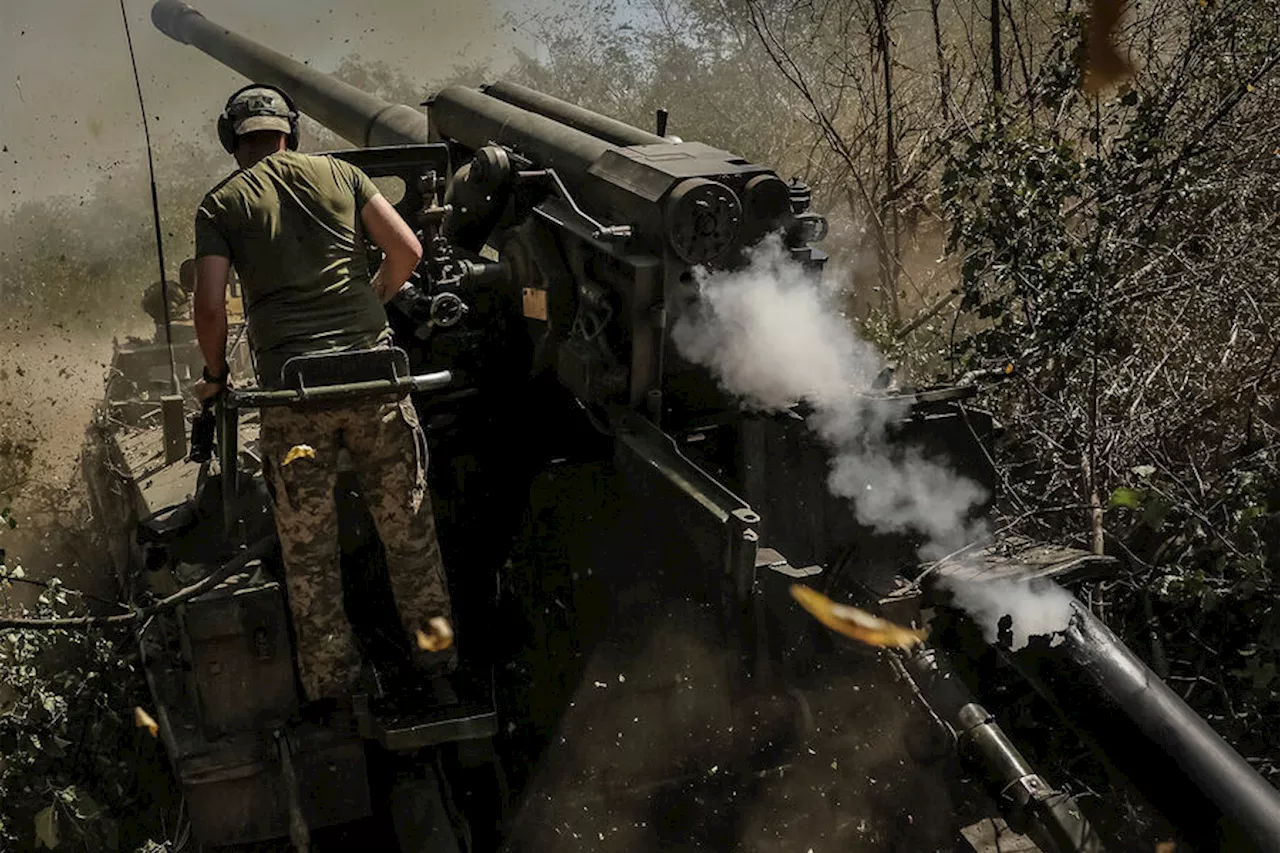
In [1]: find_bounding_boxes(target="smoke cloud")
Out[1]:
[671,235,987,559]
[938,576,1077,651]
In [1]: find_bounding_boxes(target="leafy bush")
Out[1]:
[935,2,1280,772]
[0,563,178,851]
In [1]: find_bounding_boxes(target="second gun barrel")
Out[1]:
[151,0,431,147]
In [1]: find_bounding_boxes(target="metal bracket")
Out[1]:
[275,727,311,853]
[215,397,241,545]
[521,168,632,241]
[611,411,766,679]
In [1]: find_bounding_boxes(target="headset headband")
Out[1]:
[217,82,300,154]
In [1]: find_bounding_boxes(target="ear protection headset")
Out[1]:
[217,83,301,154]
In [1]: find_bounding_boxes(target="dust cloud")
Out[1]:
[0,327,120,482]
[0,0,518,207]
[511,600,961,852]
[672,235,988,559]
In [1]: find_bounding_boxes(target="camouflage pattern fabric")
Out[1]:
[259,396,454,701]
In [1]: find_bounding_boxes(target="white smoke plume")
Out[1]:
[938,576,1077,651]
[671,235,988,559]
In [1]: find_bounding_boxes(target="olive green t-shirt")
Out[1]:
[195,151,391,387]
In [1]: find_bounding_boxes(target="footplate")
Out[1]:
[353,667,498,752]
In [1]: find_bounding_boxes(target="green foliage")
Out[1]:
[1108,487,1145,510]
[942,119,1086,364]
[934,0,1280,759]
[0,565,172,851]
[506,0,814,183]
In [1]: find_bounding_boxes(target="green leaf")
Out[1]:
[1109,487,1146,509]
[34,805,58,849]
[1240,505,1266,526]
[1141,497,1172,529]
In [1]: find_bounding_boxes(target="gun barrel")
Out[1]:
[429,85,616,178]
[482,80,667,147]
[1063,601,1280,852]
[150,0,430,147]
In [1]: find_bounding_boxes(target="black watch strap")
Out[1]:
[202,364,229,383]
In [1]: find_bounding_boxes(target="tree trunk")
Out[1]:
[990,0,1003,94]
[873,0,901,321]
[931,0,951,121]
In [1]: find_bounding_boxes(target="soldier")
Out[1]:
[140,258,196,340]
[189,83,455,712]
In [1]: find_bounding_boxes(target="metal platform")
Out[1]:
[927,535,1117,586]
[354,667,499,751]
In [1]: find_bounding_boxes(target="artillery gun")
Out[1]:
[76,1,1280,850]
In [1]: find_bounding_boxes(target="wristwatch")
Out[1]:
[202,363,229,384]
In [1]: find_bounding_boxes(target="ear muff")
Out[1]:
[217,83,301,154]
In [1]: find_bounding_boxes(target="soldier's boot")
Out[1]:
[364,643,459,711]
[409,643,459,679]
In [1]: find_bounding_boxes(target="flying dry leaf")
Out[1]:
[791,584,927,648]
[1083,0,1135,93]
[134,706,159,738]
[1155,843,1177,853]
[415,616,454,652]
[282,444,316,466]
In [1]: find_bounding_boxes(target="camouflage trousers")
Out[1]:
[259,396,454,701]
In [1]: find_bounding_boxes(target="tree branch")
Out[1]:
[0,537,275,631]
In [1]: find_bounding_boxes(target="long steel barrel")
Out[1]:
[150,0,430,147]
[1062,601,1280,852]
[428,86,616,179]
[482,80,667,147]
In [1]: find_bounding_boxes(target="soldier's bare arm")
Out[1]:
[361,195,423,303]
[193,254,232,399]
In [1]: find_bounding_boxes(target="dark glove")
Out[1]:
[189,400,217,463]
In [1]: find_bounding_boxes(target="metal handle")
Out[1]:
[519,168,633,241]
[224,370,453,410]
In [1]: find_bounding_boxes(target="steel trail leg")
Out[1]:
[275,727,311,853]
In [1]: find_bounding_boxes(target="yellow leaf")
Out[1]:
[134,706,159,738]
[415,617,454,652]
[790,585,927,649]
[33,805,58,849]
[282,444,317,466]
